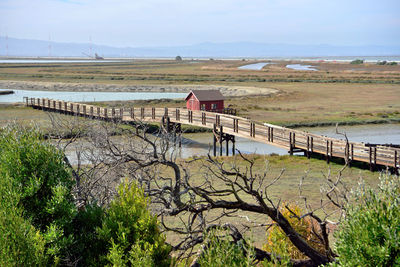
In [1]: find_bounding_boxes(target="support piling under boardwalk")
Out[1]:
[23,97,400,173]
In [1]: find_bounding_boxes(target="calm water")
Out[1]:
[300,124,400,145]
[286,64,318,71]
[0,59,125,64]
[0,89,187,103]
[238,62,271,70]
[179,124,400,157]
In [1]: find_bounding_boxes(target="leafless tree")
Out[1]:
[47,113,351,266]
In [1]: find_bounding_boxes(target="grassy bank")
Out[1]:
[163,153,380,247]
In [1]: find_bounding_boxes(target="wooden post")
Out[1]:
[189,110,193,123]
[226,136,229,156]
[90,106,94,116]
[216,115,220,127]
[152,107,155,119]
[120,108,123,119]
[219,126,223,156]
[326,140,330,163]
[176,108,180,121]
[130,108,134,119]
[104,108,108,119]
[202,112,206,125]
[289,132,293,155]
[141,107,144,119]
[83,105,86,115]
[164,107,168,117]
[369,146,373,171]
[271,128,273,142]
[306,136,310,159]
[232,136,235,155]
[233,118,238,133]
[213,124,217,157]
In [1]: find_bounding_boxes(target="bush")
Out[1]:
[0,173,48,266]
[0,125,76,231]
[333,174,400,266]
[350,59,364,65]
[0,125,77,265]
[198,229,255,267]
[263,203,326,260]
[97,180,171,266]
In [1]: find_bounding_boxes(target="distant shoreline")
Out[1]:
[0,55,399,63]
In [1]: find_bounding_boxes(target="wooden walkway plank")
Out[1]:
[25,97,399,170]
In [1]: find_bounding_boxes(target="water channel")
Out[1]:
[0,89,187,103]
[286,64,318,71]
[178,124,400,158]
[238,62,271,70]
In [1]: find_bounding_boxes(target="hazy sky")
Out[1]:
[1,0,399,47]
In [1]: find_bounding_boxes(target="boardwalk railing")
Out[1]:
[24,97,400,171]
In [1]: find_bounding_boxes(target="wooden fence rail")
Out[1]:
[24,97,400,171]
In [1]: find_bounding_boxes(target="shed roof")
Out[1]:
[185,90,224,101]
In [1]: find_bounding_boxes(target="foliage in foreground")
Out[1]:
[0,125,76,265]
[0,125,170,266]
[332,174,400,267]
[198,229,255,267]
[263,203,326,261]
[97,180,171,267]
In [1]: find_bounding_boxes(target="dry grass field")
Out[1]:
[1,59,399,126]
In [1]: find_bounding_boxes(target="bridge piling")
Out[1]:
[23,97,400,171]
[213,124,235,157]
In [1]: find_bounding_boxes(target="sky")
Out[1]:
[0,0,399,47]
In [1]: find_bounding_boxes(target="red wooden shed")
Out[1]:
[185,90,224,112]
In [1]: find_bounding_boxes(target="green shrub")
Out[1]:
[333,174,400,266]
[97,180,171,267]
[0,125,77,264]
[350,59,364,65]
[198,229,255,267]
[0,125,76,231]
[0,173,48,266]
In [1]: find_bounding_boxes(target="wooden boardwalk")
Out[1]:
[25,97,400,172]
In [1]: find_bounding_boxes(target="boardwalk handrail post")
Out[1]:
[130,107,134,119]
[219,125,223,156]
[25,97,398,171]
[213,124,217,157]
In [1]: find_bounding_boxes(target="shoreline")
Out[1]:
[0,80,279,97]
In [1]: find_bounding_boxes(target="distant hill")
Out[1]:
[0,37,399,58]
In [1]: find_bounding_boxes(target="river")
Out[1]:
[0,89,187,103]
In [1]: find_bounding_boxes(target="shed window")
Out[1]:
[200,104,206,110]
[211,103,217,110]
